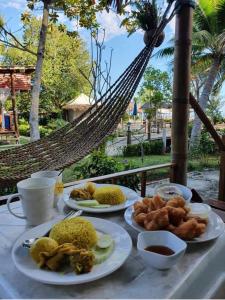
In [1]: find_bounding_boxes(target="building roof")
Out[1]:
[63,93,93,110]
[0,66,35,74]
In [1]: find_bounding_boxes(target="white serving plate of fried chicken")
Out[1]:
[124,195,225,243]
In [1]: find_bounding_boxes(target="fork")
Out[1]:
[22,210,83,248]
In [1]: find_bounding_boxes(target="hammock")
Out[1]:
[0,2,175,186]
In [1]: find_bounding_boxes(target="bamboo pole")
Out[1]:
[218,135,225,201]
[171,1,195,185]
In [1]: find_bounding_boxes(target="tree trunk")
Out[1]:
[190,57,221,150]
[29,0,50,141]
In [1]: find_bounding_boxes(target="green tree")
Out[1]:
[1,18,91,114]
[157,0,225,150]
[0,0,122,141]
[138,66,172,140]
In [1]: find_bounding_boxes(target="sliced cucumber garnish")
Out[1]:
[97,234,113,249]
[76,200,99,207]
[93,241,114,264]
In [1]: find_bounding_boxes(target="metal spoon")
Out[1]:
[22,209,83,248]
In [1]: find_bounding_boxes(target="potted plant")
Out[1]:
[121,0,165,47]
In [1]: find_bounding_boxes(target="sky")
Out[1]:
[0,0,224,114]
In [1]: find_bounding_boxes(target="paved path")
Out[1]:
[106,129,171,156]
[145,169,219,201]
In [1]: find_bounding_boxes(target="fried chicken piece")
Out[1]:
[166,206,187,226]
[144,207,169,231]
[166,196,186,208]
[134,213,147,226]
[70,249,95,274]
[171,219,200,240]
[143,195,166,212]
[195,222,207,237]
[133,201,148,216]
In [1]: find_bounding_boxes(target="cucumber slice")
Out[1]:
[94,204,111,209]
[76,200,99,207]
[97,234,113,249]
[93,242,114,264]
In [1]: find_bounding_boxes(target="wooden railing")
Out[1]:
[64,162,175,197]
[0,162,175,204]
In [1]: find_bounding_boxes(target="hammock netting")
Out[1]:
[0,2,175,186]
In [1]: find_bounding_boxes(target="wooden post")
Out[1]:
[141,171,147,197]
[219,135,225,201]
[10,73,19,138]
[162,127,167,154]
[171,1,195,185]
[127,122,132,145]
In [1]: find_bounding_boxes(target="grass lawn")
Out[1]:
[0,136,29,151]
[62,154,220,183]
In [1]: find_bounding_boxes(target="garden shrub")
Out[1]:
[72,151,140,191]
[19,124,30,136]
[123,140,163,157]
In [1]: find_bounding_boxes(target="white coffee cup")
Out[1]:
[7,178,55,226]
[31,170,63,208]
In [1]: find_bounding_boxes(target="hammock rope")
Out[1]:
[0,2,176,186]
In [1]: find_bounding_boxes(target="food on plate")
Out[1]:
[93,186,126,205]
[70,182,96,200]
[70,188,92,200]
[171,218,207,240]
[156,185,182,201]
[93,235,114,264]
[29,217,114,275]
[70,248,95,274]
[76,200,99,207]
[30,237,59,265]
[97,234,113,249]
[49,217,97,248]
[86,182,96,195]
[133,195,208,240]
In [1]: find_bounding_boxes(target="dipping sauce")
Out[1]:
[145,245,175,256]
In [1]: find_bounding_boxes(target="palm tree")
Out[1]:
[157,0,225,150]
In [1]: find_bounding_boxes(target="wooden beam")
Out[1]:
[10,73,19,138]
[189,93,225,151]
[171,2,194,185]
[219,135,225,201]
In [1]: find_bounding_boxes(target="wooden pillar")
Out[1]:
[10,73,19,138]
[127,122,132,145]
[141,171,147,197]
[219,135,225,201]
[171,1,195,185]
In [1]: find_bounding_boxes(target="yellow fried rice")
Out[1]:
[93,186,126,205]
[49,217,97,249]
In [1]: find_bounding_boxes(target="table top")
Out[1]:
[1,195,225,299]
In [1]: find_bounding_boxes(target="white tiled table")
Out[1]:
[0,197,224,299]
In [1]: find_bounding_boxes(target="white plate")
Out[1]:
[124,206,225,243]
[12,217,132,285]
[64,183,140,213]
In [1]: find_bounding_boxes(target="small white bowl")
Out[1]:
[188,203,211,219]
[137,231,187,270]
[155,183,192,202]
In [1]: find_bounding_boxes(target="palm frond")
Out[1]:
[154,46,174,58]
[217,0,225,32]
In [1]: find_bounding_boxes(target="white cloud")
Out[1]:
[0,0,26,10]
[96,10,127,41]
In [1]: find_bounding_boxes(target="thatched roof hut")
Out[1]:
[63,93,93,122]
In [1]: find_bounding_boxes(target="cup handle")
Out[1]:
[7,194,26,219]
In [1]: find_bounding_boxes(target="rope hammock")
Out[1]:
[0,2,176,186]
